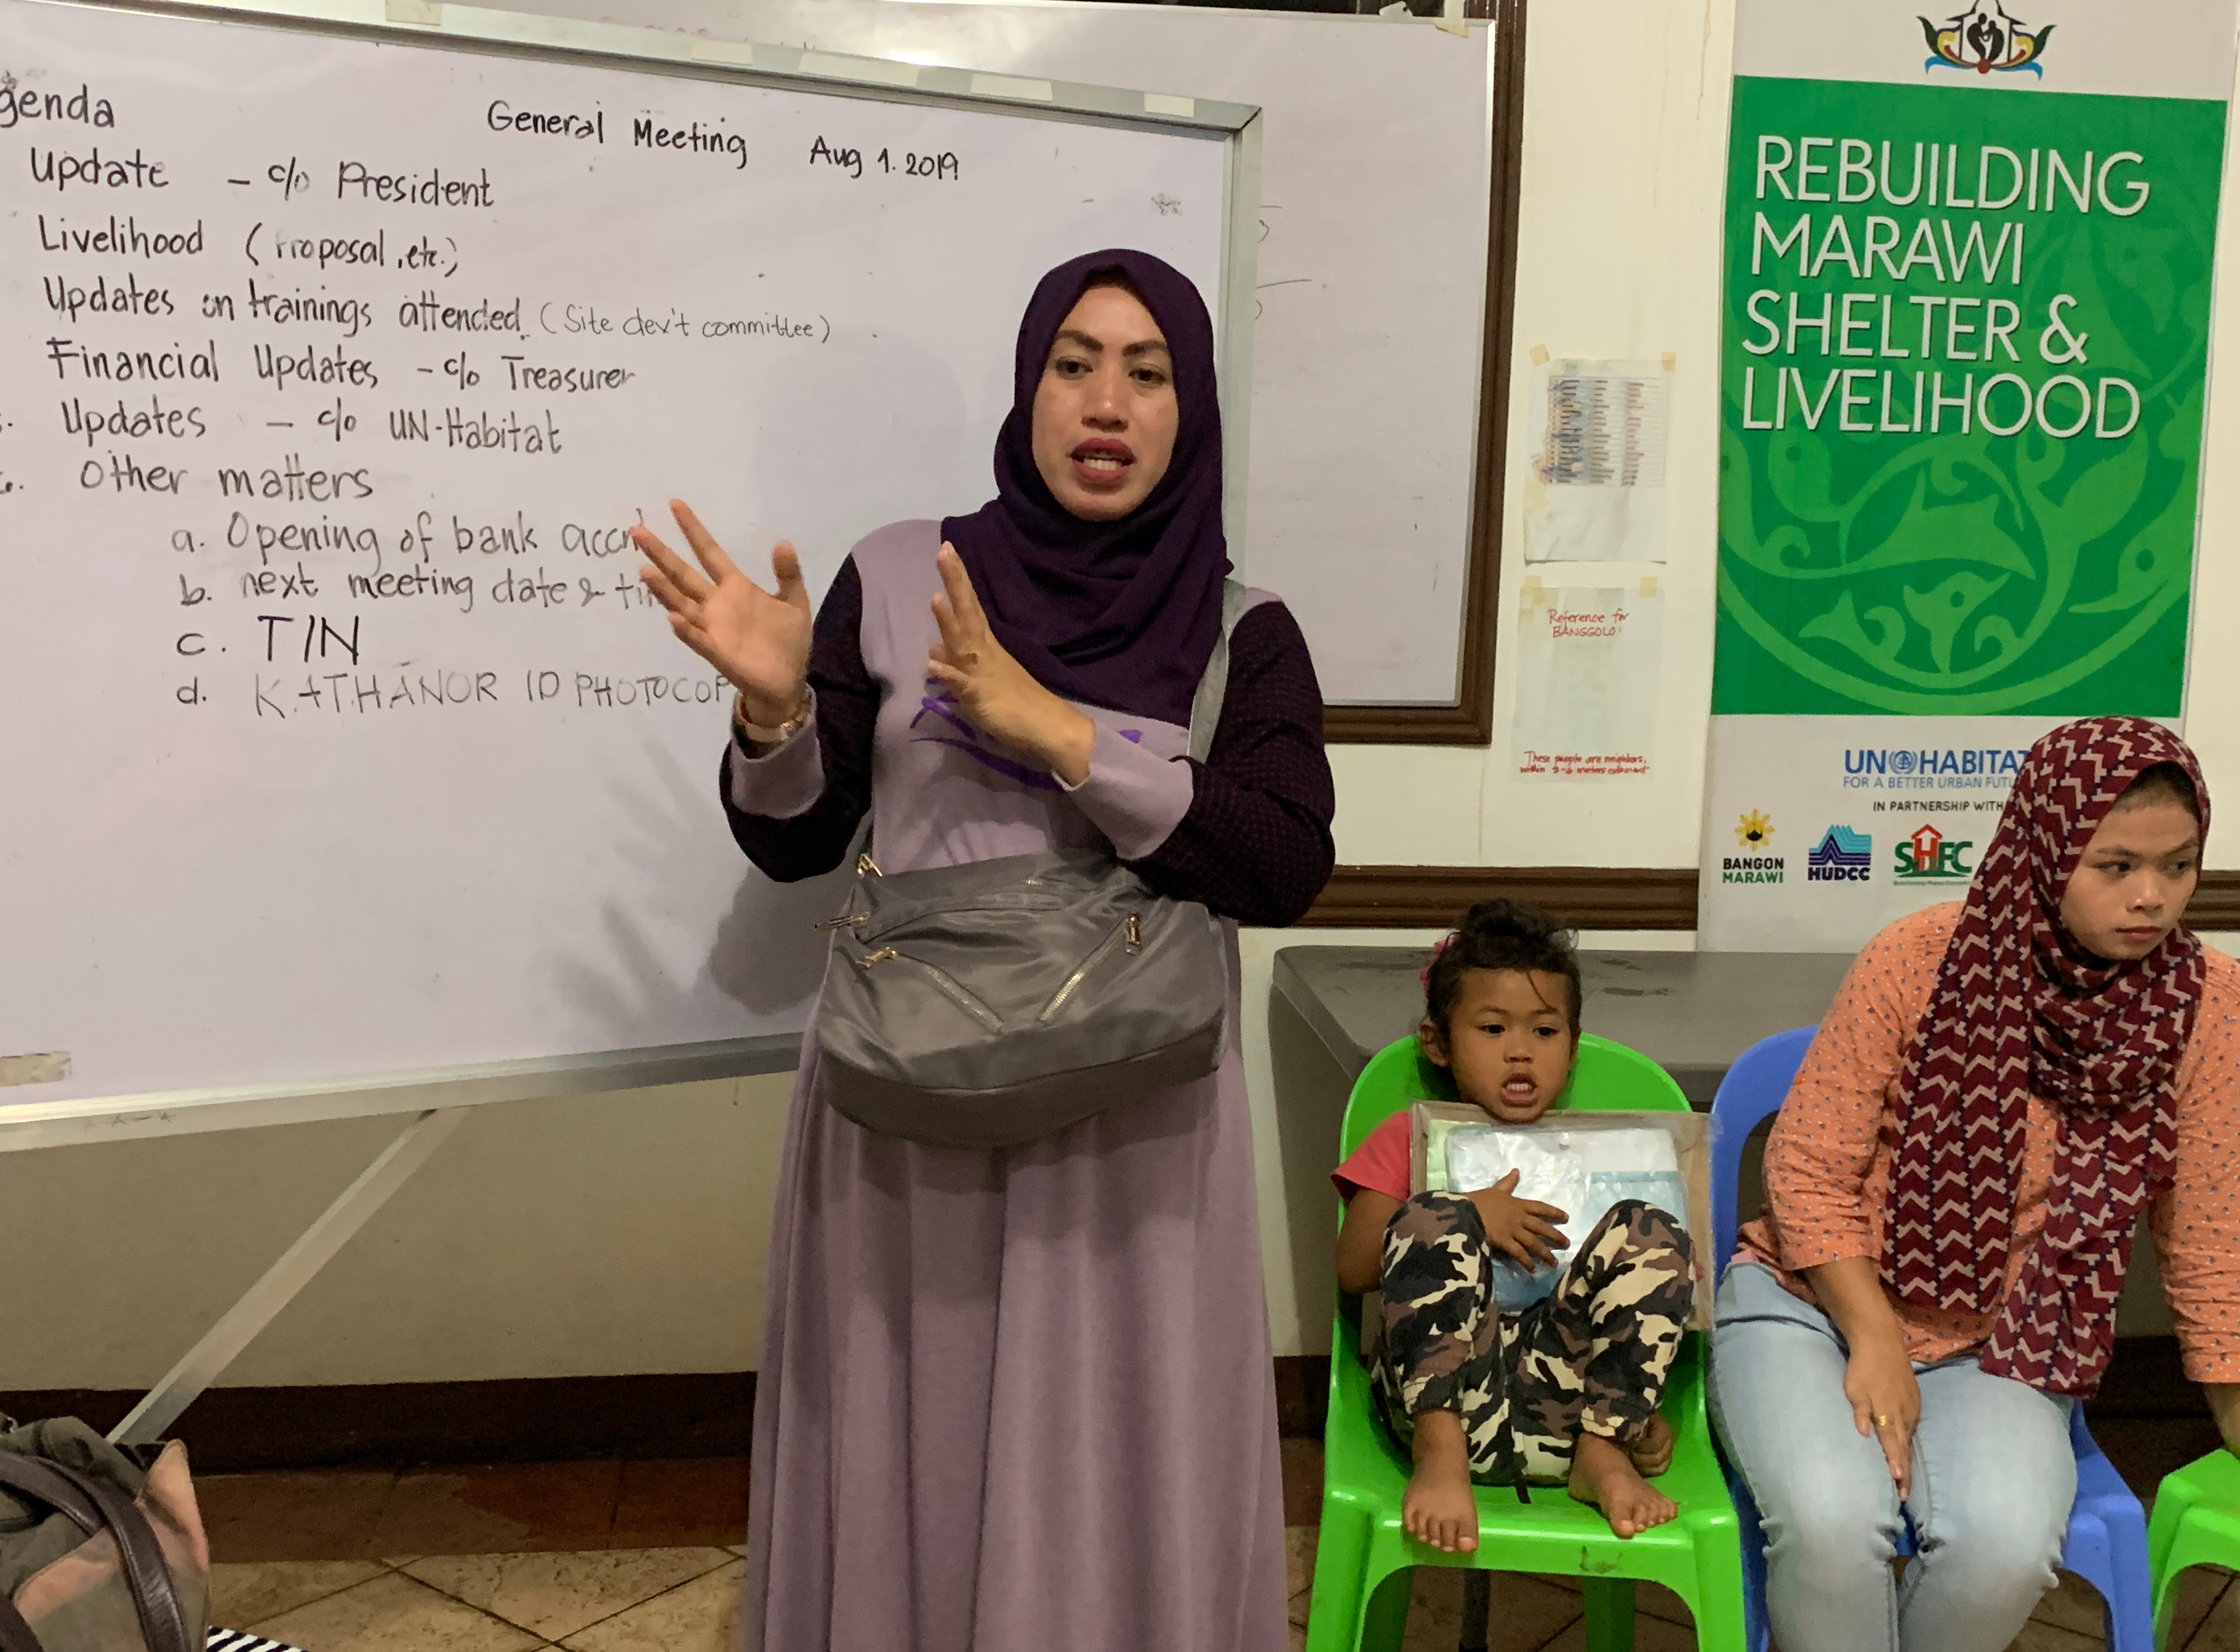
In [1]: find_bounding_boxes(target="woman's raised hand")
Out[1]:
[928,543,1095,786]
[633,500,812,724]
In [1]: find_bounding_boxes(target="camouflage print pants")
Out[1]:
[1373,1193,1695,1484]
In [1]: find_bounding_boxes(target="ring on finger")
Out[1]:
[1874,1413,1893,1427]
[960,650,980,667]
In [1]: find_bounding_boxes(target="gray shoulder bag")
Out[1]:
[812,581,1244,1149]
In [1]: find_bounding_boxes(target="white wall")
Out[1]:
[0,1076,790,1388]
[5,0,2230,1391]
[2177,58,2240,824]
[1335,0,1737,870]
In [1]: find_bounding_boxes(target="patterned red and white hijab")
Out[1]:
[1880,715,2209,1396]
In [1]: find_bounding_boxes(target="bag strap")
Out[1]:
[1186,578,1247,764]
[0,1454,190,1652]
[0,1457,99,1537]
[51,1465,190,1652]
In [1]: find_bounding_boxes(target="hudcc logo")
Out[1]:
[1808,825,1873,883]
[1894,822,1974,881]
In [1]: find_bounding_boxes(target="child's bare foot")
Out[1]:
[1403,1410,1480,1554]
[1569,1431,1679,1538]
[1628,1413,1674,1478]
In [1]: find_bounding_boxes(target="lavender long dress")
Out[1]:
[723,522,1334,1651]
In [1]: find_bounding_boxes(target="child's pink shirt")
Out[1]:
[1332,1113,1412,1203]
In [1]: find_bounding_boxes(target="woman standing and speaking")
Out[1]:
[634,250,1334,1651]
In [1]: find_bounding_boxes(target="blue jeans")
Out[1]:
[1710,1263,2074,1652]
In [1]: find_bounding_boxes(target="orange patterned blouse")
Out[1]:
[1735,902,2240,1381]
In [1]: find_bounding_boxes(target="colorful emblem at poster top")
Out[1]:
[1920,2,2054,78]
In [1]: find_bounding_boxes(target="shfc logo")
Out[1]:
[1894,822,1975,882]
[1725,810,1785,885]
[1921,2,2054,78]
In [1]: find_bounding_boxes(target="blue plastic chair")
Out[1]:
[1707,1025,2155,1652]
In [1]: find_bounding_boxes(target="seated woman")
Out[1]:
[1332,900,1697,1553]
[1712,716,2240,1652]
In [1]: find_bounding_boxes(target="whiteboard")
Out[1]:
[0,0,1252,1107]
[472,0,1502,706]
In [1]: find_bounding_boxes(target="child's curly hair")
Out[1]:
[1422,899,1583,1038]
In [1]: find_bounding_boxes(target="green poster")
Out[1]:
[1715,79,2226,716]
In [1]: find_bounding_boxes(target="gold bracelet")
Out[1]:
[734,690,811,747]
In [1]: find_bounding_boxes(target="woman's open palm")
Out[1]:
[633,500,813,723]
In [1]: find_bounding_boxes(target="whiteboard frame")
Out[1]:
[494,0,1516,728]
[0,0,1262,1140]
[153,0,1510,726]
[0,1034,803,1152]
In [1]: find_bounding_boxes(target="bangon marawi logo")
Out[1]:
[1920,2,2054,77]
[1724,810,1784,885]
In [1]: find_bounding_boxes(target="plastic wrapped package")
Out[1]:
[1429,1119,1693,1313]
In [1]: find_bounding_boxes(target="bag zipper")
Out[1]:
[817,847,877,933]
[1037,911,1143,1025]
[855,946,1004,1033]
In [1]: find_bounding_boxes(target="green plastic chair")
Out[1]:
[2148,1448,2240,1646]
[1304,1033,1747,1652]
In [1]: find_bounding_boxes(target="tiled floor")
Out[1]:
[197,1458,749,1562]
[195,1440,2239,1651]
[198,1456,754,1649]
[213,1549,744,1650]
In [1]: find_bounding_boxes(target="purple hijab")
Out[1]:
[941,248,1230,727]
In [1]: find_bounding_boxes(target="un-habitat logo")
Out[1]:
[1894,821,1975,881]
[1724,810,1785,885]
[1808,825,1873,883]
[1920,2,2053,77]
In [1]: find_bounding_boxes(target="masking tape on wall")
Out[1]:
[0,1053,71,1088]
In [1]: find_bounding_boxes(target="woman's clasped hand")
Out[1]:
[922,543,1094,785]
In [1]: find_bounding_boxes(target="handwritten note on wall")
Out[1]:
[1510,577,1663,781]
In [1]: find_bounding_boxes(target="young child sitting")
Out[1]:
[1332,899,1697,1553]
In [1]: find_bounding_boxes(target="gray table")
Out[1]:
[1271,946,1855,1108]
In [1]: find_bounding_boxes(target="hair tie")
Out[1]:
[1418,931,1458,993]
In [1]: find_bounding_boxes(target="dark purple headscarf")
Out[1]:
[941,248,1230,727]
